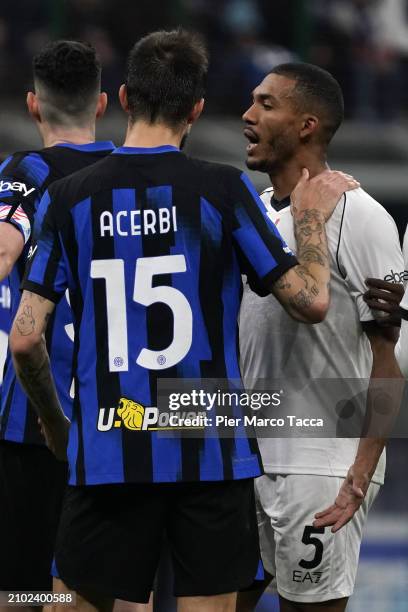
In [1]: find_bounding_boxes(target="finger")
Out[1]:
[331,511,354,533]
[364,288,401,303]
[366,278,404,293]
[363,299,394,314]
[314,512,339,528]
[351,484,365,499]
[314,505,336,519]
[297,167,309,183]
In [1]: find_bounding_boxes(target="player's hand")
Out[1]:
[313,466,369,533]
[364,278,404,326]
[291,169,360,222]
[38,415,70,461]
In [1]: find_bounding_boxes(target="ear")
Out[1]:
[300,114,319,139]
[26,91,41,123]
[96,92,108,119]
[187,98,205,126]
[119,84,129,113]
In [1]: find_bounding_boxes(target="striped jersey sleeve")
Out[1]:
[23,189,69,303]
[230,173,298,294]
[0,153,49,244]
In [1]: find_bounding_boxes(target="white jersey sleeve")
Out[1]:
[396,227,408,376]
[338,189,404,322]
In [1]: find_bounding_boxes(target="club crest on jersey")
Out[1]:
[0,180,36,198]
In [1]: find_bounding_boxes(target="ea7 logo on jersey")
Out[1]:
[0,180,36,198]
[384,269,408,283]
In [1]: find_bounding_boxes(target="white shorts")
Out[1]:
[256,473,380,604]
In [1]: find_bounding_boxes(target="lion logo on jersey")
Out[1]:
[117,398,145,430]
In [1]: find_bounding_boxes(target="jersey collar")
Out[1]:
[112,145,180,155]
[270,194,291,212]
[56,141,115,152]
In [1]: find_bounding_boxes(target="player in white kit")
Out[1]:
[237,63,404,612]
[364,229,408,376]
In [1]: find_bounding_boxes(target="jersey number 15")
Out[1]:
[91,255,193,372]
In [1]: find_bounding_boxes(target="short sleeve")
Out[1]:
[22,190,68,303]
[230,173,298,294]
[0,153,48,244]
[339,190,404,322]
[395,313,408,378]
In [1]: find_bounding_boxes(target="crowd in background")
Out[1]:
[1,0,408,121]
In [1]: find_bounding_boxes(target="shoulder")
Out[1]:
[184,156,243,185]
[344,188,395,225]
[0,150,50,185]
[47,156,109,205]
[259,186,274,207]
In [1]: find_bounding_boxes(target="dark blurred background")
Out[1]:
[1,0,408,230]
[0,2,407,610]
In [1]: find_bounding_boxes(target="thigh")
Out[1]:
[55,484,167,604]
[272,474,366,605]
[168,479,259,598]
[254,474,280,578]
[0,440,67,590]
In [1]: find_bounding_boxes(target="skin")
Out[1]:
[0,83,108,612]
[243,73,359,323]
[2,82,151,612]
[236,73,403,612]
[11,81,358,612]
[10,87,234,612]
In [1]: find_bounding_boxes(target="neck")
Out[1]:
[40,123,96,148]
[269,154,328,201]
[123,119,184,149]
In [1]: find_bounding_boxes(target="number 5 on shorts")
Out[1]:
[299,526,325,569]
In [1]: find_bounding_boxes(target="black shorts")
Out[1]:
[0,440,68,590]
[55,479,259,603]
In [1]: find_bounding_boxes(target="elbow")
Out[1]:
[303,298,330,324]
[9,327,42,363]
[0,248,14,281]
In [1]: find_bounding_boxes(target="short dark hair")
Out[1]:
[33,40,101,126]
[270,63,344,145]
[126,29,208,128]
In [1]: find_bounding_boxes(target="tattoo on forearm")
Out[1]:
[15,292,53,336]
[286,207,330,311]
[294,265,317,290]
[15,305,35,336]
[13,339,63,424]
[275,274,292,290]
[289,289,314,310]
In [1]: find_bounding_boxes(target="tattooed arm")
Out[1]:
[10,290,69,459]
[269,169,359,323]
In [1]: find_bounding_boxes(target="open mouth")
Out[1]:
[244,128,259,153]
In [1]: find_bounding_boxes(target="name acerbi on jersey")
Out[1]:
[100,206,178,237]
[0,180,35,198]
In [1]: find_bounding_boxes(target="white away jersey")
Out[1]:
[239,187,404,484]
[395,225,408,376]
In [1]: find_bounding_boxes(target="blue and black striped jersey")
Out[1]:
[24,145,298,484]
[0,142,114,444]
[0,279,11,392]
